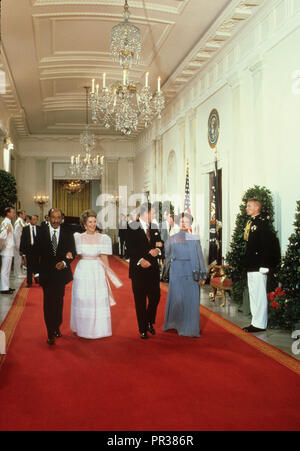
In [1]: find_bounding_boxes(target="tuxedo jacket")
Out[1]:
[20,225,41,256]
[34,225,76,286]
[126,221,164,279]
[244,215,281,272]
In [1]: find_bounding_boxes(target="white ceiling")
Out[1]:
[1,0,265,139]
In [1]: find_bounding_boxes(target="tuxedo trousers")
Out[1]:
[247,271,268,329]
[131,269,161,333]
[25,252,38,285]
[0,256,13,291]
[42,282,66,337]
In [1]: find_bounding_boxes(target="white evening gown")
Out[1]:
[71,232,114,339]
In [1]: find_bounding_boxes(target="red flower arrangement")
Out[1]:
[268,287,287,309]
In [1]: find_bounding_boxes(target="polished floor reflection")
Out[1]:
[1,270,299,362]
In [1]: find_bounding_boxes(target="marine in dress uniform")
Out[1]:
[243,199,279,333]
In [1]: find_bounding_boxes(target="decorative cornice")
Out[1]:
[32,0,189,16]
[162,0,266,102]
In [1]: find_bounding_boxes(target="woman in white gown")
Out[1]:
[71,210,122,339]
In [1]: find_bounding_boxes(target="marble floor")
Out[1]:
[1,270,300,362]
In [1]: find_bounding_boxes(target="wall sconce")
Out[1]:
[33,195,49,222]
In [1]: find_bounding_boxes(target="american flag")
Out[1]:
[184,161,191,214]
[208,159,222,269]
[184,161,193,233]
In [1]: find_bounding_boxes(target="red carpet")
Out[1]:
[0,256,299,431]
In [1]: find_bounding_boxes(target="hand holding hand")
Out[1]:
[66,252,73,259]
[198,280,206,287]
[155,241,163,248]
[149,248,159,258]
[140,258,151,269]
[56,261,65,271]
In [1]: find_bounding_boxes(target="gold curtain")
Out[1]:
[52,180,91,217]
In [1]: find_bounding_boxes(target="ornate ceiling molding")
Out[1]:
[162,0,266,102]
[0,46,30,137]
[32,0,190,16]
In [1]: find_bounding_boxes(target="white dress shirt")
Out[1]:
[29,224,37,245]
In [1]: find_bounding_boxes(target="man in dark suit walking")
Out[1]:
[20,214,40,287]
[126,202,164,339]
[35,208,76,345]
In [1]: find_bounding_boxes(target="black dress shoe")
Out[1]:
[54,329,62,338]
[140,332,149,340]
[0,290,12,294]
[147,322,155,335]
[47,336,55,346]
[9,288,15,291]
[243,325,266,333]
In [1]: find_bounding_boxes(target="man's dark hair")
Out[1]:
[4,206,14,217]
[48,208,63,217]
[140,202,152,216]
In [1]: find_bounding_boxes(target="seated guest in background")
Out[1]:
[0,207,16,294]
[20,215,40,287]
[14,210,26,278]
[163,213,206,338]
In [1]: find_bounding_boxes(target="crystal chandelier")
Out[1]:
[67,87,104,181]
[110,0,141,69]
[61,180,85,195]
[89,1,165,136]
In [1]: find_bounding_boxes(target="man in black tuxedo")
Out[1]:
[126,202,164,339]
[34,208,76,345]
[20,215,40,287]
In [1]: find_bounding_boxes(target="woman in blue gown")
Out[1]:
[163,213,206,337]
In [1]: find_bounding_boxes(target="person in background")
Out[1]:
[163,213,206,338]
[41,214,50,229]
[20,215,40,287]
[14,210,26,278]
[0,207,16,294]
[169,213,180,236]
[160,210,171,283]
[118,213,127,258]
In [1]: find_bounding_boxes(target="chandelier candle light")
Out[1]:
[89,0,165,136]
[68,87,104,181]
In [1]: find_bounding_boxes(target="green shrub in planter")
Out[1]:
[0,169,17,216]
